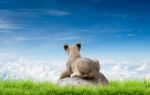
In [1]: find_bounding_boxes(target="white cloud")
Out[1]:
[80,24,138,38]
[13,36,49,41]
[0,18,21,32]
[99,12,127,18]
[0,9,69,17]
[2,36,50,44]
[0,24,18,29]
[0,19,19,30]
[8,35,78,43]
[0,55,149,82]
[0,56,65,82]
[101,59,150,80]
[48,9,69,16]
[0,9,38,18]
[111,33,135,38]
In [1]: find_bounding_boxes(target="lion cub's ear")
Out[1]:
[64,43,69,51]
[76,42,81,50]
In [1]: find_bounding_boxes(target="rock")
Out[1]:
[57,72,109,86]
[57,77,99,86]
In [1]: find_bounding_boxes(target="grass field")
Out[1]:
[0,80,149,95]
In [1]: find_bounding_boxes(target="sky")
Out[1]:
[0,0,150,60]
[0,0,150,81]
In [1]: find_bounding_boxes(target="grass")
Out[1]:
[0,79,149,95]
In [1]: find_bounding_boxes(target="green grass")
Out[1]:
[0,80,149,95]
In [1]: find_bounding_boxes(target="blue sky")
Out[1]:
[0,0,150,60]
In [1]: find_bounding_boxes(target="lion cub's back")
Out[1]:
[77,58,100,72]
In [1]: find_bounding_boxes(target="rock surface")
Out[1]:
[57,77,99,86]
[57,72,109,86]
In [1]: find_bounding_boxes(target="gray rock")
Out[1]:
[57,77,99,86]
[57,72,109,86]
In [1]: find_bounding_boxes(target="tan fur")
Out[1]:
[60,43,109,85]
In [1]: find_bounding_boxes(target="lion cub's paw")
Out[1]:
[71,72,80,77]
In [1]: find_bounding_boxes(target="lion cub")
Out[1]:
[60,42,108,85]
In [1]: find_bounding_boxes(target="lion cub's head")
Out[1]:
[64,42,81,55]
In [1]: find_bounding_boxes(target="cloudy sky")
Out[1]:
[0,0,150,81]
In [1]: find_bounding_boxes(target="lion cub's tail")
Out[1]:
[97,72,109,86]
